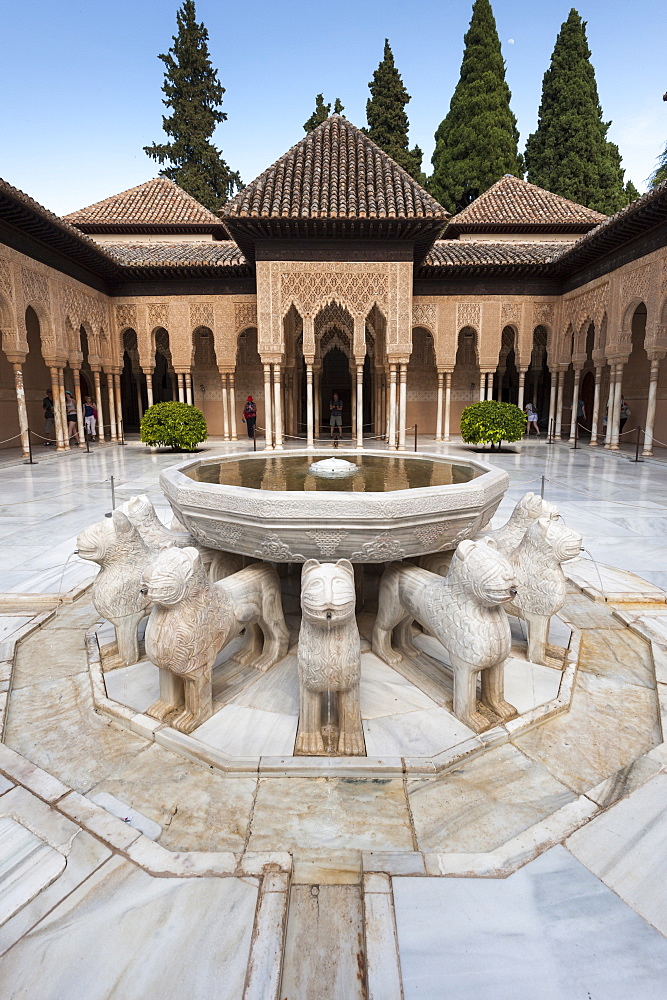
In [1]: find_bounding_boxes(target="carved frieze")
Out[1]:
[501,302,521,327]
[0,256,13,300]
[412,302,437,331]
[621,263,651,309]
[457,302,480,331]
[116,303,137,332]
[235,302,257,332]
[148,302,169,330]
[21,267,50,308]
[191,302,214,331]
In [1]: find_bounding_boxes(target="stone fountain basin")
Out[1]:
[159,449,509,563]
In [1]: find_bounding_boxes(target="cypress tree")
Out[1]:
[144,0,241,212]
[304,94,344,133]
[366,40,424,182]
[524,10,627,215]
[429,0,523,213]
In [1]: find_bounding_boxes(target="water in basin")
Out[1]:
[184,454,481,492]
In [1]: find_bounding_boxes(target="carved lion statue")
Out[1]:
[506,513,582,665]
[421,492,558,577]
[142,547,289,733]
[295,559,364,756]
[373,539,517,733]
[76,510,152,667]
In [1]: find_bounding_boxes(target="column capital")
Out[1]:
[647,351,666,364]
[5,352,27,365]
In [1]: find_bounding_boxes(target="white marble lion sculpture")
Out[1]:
[76,510,152,667]
[506,512,582,665]
[421,492,558,577]
[295,559,364,757]
[372,538,517,732]
[122,495,242,581]
[142,547,290,733]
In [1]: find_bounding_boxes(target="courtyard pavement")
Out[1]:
[1,432,667,997]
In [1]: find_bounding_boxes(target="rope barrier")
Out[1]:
[542,476,667,511]
[0,432,23,446]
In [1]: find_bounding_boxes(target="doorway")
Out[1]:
[321,347,352,436]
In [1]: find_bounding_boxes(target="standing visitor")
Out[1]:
[329,392,343,438]
[242,395,257,439]
[83,396,97,440]
[525,402,540,436]
[619,397,630,435]
[42,388,54,445]
[65,391,80,446]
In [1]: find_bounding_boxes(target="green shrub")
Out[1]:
[140,401,207,451]
[460,400,526,449]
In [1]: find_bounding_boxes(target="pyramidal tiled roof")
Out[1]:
[449,175,607,231]
[64,177,221,229]
[222,116,448,221]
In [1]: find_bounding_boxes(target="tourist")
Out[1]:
[525,402,540,435]
[83,396,97,440]
[620,397,630,434]
[42,388,54,445]
[65,391,80,445]
[242,395,257,439]
[577,398,586,425]
[329,392,343,438]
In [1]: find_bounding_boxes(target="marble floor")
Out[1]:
[1,434,667,997]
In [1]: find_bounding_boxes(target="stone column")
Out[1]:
[72,368,85,444]
[229,373,238,440]
[50,367,65,450]
[435,371,444,441]
[569,368,581,441]
[486,371,493,401]
[517,370,526,412]
[105,371,117,442]
[479,372,486,401]
[306,361,314,450]
[589,367,603,446]
[444,371,452,442]
[548,371,557,436]
[273,363,284,450]
[185,375,193,406]
[603,369,615,448]
[398,363,407,452]
[177,373,185,403]
[388,364,398,450]
[143,369,154,409]
[58,369,70,449]
[610,364,624,451]
[314,367,321,439]
[555,372,564,439]
[642,358,661,456]
[10,360,30,459]
[351,371,357,437]
[221,373,230,440]
[93,369,104,441]
[114,373,123,441]
[135,377,143,423]
[356,361,364,450]
[263,363,273,450]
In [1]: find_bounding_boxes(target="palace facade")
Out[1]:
[1,115,667,455]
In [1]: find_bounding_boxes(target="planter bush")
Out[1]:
[140,401,207,451]
[460,400,526,449]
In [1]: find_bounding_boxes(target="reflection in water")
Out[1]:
[185,455,479,492]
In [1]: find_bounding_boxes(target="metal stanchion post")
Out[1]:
[25,425,37,465]
[631,425,644,463]
[105,476,116,517]
[414,424,418,452]
[572,421,579,450]
[253,425,256,452]
[540,475,545,499]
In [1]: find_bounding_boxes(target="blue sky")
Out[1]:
[1,0,665,215]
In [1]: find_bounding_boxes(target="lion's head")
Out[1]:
[514,492,558,523]
[529,514,582,564]
[142,546,200,607]
[76,517,115,565]
[300,559,356,626]
[452,538,517,606]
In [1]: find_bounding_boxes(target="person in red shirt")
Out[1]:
[242,396,257,438]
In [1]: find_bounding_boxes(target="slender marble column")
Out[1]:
[273,363,284,449]
[221,374,230,440]
[569,369,581,441]
[517,371,526,412]
[388,364,398,450]
[486,372,493,401]
[185,374,193,406]
[398,363,407,451]
[589,367,602,446]
[603,369,615,447]
[135,378,143,422]
[114,374,123,441]
[93,370,104,441]
[263,363,273,450]
[643,359,661,456]
[306,363,314,450]
[143,369,154,409]
[72,368,85,444]
[314,368,321,439]
[356,362,364,450]
[12,362,30,458]
[58,369,70,448]
[229,374,238,440]
[435,372,444,441]
[50,367,65,450]
[351,373,357,437]
[444,372,452,442]
[177,373,185,403]
[479,372,486,401]
[555,372,564,439]
[610,364,624,450]
[548,372,557,434]
[106,371,117,442]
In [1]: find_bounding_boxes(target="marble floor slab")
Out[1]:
[567,773,667,936]
[0,859,259,1000]
[0,817,66,926]
[393,846,667,1000]
[0,617,33,642]
[195,703,298,757]
[363,706,474,757]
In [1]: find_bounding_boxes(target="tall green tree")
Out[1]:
[651,146,667,188]
[429,0,523,213]
[304,94,344,133]
[524,9,627,215]
[144,0,241,212]
[366,40,424,182]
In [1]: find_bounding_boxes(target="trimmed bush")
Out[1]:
[140,401,207,451]
[460,400,526,449]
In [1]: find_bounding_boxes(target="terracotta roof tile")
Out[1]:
[449,175,607,230]
[424,240,563,267]
[64,178,221,228]
[222,116,448,221]
[103,241,245,267]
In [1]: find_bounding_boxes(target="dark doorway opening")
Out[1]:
[581,370,594,432]
[321,347,352,437]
